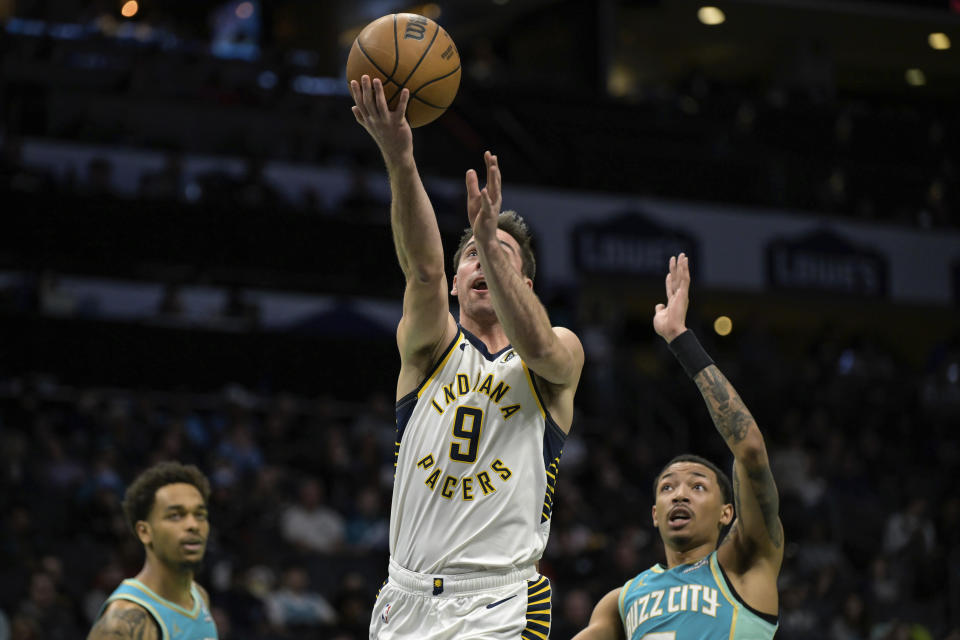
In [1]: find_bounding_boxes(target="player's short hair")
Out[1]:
[452,211,536,281]
[653,454,734,506]
[122,461,210,535]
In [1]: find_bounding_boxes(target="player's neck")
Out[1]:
[663,540,715,569]
[459,316,510,353]
[137,561,195,609]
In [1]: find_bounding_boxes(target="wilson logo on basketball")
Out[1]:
[404,16,428,40]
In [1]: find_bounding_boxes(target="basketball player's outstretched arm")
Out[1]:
[654,254,783,610]
[350,76,457,382]
[469,169,583,391]
[571,588,627,640]
[88,601,160,640]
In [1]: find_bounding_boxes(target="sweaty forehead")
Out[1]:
[153,483,205,510]
[659,462,715,484]
[464,230,520,255]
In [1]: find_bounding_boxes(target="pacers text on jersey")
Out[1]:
[416,453,513,501]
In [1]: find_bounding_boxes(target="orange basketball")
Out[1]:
[346,13,461,128]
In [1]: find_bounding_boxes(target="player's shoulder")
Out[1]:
[552,325,584,351]
[629,563,667,586]
[89,599,160,640]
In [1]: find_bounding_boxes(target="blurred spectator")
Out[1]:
[883,497,936,557]
[345,486,388,551]
[15,571,80,640]
[829,592,869,640]
[216,421,264,477]
[331,572,372,634]
[780,579,822,640]
[551,587,594,639]
[217,565,271,639]
[265,566,337,631]
[81,560,125,626]
[866,555,900,612]
[280,477,345,554]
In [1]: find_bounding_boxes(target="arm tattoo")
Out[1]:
[89,608,157,640]
[746,465,784,548]
[693,366,752,444]
[721,468,743,548]
[732,466,743,521]
[697,366,784,549]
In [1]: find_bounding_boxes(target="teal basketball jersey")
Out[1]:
[99,579,218,640]
[618,551,778,640]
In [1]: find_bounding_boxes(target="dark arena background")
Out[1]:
[1,0,959,638]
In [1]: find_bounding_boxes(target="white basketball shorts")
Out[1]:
[369,558,553,640]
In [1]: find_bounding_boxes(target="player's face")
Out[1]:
[652,462,732,550]
[138,483,209,571]
[451,229,530,320]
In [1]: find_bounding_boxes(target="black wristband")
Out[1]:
[667,330,714,379]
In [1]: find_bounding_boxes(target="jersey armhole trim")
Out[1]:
[618,576,636,623]
[715,555,780,624]
[414,328,463,399]
[522,362,547,419]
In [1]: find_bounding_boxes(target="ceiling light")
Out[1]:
[928,32,951,50]
[698,6,726,26]
[905,68,926,86]
[121,0,138,18]
[714,316,733,336]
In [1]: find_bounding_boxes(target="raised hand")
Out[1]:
[349,75,413,164]
[465,151,502,243]
[653,253,691,343]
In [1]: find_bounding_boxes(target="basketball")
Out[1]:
[346,13,461,128]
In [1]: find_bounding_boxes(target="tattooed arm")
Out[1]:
[654,254,783,614]
[693,365,784,558]
[88,601,160,640]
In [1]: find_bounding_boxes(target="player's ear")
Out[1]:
[450,274,459,296]
[135,520,152,545]
[651,504,658,528]
[719,503,734,527]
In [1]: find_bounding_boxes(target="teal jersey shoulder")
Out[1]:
[99,579,218,640]
[618,551,777,640]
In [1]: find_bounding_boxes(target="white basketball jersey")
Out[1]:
[389,326,566,575]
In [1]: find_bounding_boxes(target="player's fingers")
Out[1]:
[351,106,366,125]
[655,303,666,313]
[665,272,673,300]
[373,78,391,116]
[395,88,410,119]
[361,75,378,116]
[487,155,501,201]
[351,82,369,119]
[465,169,479,198]
[481,188,500,217]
